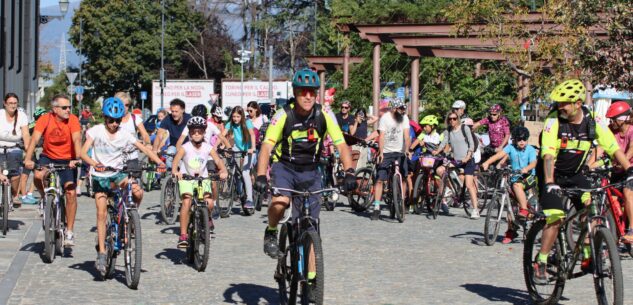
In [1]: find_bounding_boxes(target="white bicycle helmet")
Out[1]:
[452,100,466,109]
[212,106,223,118]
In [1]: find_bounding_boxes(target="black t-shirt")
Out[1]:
[160,113,191,145]
[354,121,368,139]
[336,113,354,134]
[555,115,591,175]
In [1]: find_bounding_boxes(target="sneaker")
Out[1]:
[371,204,380,221]
[208,219,215,234]
[517,208,530,222]
[95,253,107,274]
[502,230,518,244]
[581,258,593,273]
[64,231,75,247]
[263,228,280,258]
[532,261,548,285]
[177,234,189,248]
[470,210,480,219]
[244,201,254,210]
[440,202,450,214]
[620,229,633,244]
[22,194,38,205]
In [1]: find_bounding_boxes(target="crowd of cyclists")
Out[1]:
[2,71,633,304]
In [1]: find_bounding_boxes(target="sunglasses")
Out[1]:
[56,105,71,110]
[448,117,458,121]
[298,88,317,97]
[105,117,122,124]
[189,129,205,135]
[516,138,528,142]
[341,105,350,109]
[247,109,254,113]
[489,113,499,116]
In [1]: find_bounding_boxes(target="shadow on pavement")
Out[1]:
[141,211,160,221]
[155,248,184,265]
[69,260,102,281]
[450,231,487,246]
[7,219,25,230]
[461,283,530,304]
[222,283,278,305]
[160,226,179,235]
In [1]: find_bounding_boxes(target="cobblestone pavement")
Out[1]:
[1,190,633,305]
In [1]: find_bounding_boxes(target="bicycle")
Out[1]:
[217,148,250,217]
[523,183,624,305]
[40,163,76,263]
[274,186,339,305]
[412,154,443,219]
[141,161,158,192]
[160,150,179,225]
[99,165,150,289]
[317,155,338,212]
[180,173,221,272]
[0,145,17,235]
[483,166,538,246]
[349,140,378,213]
[432,157,484,218]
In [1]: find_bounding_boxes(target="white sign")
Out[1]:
[152,80,214,112]
[221,81,293,109]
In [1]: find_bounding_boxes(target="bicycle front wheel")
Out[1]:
[191,207,210,272]
[483,192,502,246]
[160,177,179,225]
[124,210,142,289]
[392,174,404,223]
[220,174,236,218]
[43,195,56,263]
[523,220,566,305]
[300,230,324,305]
[593,227,623,305]
[276,224,297,305]
[350,167,373,212]
[412,173,425,215]
[103,209,117,280]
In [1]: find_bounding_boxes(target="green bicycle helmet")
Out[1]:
[550,79,586,103]
[292,68,320,88]
[420,115,439,126]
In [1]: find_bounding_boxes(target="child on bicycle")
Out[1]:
[481,126,537,243]
[80,97,166,274]
[172,116,228,248]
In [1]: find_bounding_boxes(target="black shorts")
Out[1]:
[271,162,322,222]
[377,153,407,181]
[39,154,78,187]
[539,173,591,212]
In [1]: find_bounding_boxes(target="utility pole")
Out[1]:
[160,0,166,109]
[78,18,83,112]
[268,45,273,102]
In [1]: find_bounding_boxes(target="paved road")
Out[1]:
[1,190,633,305]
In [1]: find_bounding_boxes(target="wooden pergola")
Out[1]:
[334,14,609,121]
[305,56,364,102]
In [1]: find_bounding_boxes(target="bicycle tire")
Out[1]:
[350,167,373,212]
[54,197,65,255]
[192,207,210,272]
[124,210,142,289]
[322,196,335,212]
[593,227,623,305]
[412,173,425,215]
[254,190,263,212]
[104,208,117,280]
[523,220,566,305]
[483,192,502,246]
[218,172,232,200]
[219,174,235,218]
[159,177,178,225]
[1,184,8,235]
[43,195,56,263]
[300,230,324,305]
[392,174,404,223]
[430,176,447,219]
[475,173,488,213]
[276,224,297,305]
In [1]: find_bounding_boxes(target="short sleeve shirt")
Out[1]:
[503,144,537,175]
[478,116,510,148]
[336,113,355,134]
[225,119,254,151]
[34,113,81,160]
[354,121,368,139]
[0,109,28,148]
[87,124,137,177]
[160,113,191,146]
[379,113,409,154]
[613,125,633,165]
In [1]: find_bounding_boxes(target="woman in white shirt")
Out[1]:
[114,91,153,168]
[0,93,31,205]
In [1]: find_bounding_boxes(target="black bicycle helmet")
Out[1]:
[511,126,530,142]
[192,104,208,118]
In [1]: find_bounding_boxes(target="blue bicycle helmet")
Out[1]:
[102,97,125,119]
[292,68,320,88]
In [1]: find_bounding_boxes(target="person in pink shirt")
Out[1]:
[473,104,510,160]
[606,101,633,242]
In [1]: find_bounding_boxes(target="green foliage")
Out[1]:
[68,0,203,97]
[39,73,69,108]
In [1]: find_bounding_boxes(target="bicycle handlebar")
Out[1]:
[272,187,340,197]
[217,148,248,157]
[37,162,81,171]
[181,173,222,181]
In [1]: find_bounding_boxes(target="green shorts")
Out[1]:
[179,179,212,197]
[92,173,128,193]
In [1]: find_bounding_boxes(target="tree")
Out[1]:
[68,0,203,97]
[39,73,69,107]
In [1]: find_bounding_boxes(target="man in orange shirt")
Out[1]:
[25,94,82,247]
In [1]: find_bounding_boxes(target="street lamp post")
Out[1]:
[160,0,166,109]
[234,47,251,108]
[39,0,69,24]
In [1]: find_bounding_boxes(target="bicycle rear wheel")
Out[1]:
[412,173,425,215]
[276,224,297,305]
[483,192,502,246]
[593,227,623,305]
[43,195,56,263]
[124,210,142,289]
[54,198,65,255]
[523,220,566,305]
[300,230,324,305]
[160,177,179,225]
[392,174,404,223]
[350,167,373,212]
[191,207,210,272]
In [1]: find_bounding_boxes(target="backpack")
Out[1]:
[448,124,479,152]
[409,119,423,137]
[143,115,158,134]
[274,104,327,161]
[256,121,270,149]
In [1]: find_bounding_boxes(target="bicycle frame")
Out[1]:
[603,178,627,238]
[108,173,137,252]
